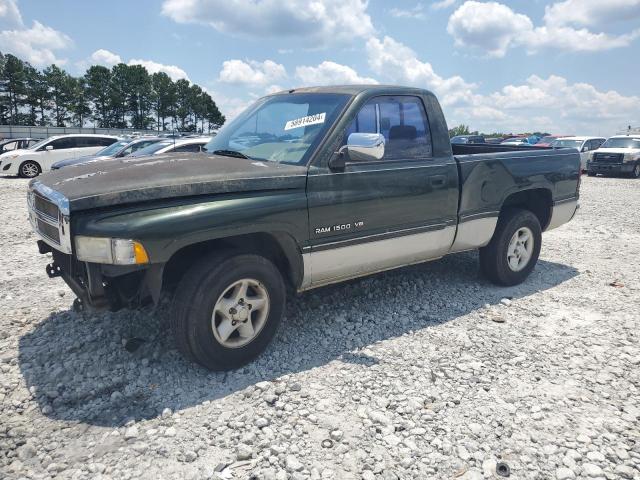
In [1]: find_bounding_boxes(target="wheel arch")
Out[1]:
[160,231,304,297]
[499,188,553,231]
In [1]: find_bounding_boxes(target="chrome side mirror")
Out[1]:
[346,133,385,162]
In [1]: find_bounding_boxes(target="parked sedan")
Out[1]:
[552,137,606,172]
[127,137,211,157]
[451,135,485,144]
[0,134,118,177]
[0,137,38,154]
[51,137,163,170]
[501,137,535,146]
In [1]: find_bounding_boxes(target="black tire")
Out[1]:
[630,163,640,179]
[479,208,542,286]
[170,252,285,370]
[587,171,596,177]
[19,160,41,178]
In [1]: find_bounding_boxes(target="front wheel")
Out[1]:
[479,208,542,286]
[631,163,640,179]
[19,160,40,178]
[170,252,285,370]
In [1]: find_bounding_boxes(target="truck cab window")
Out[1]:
[346,96,432,160]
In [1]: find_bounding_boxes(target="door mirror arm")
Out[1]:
[329,149,347,172]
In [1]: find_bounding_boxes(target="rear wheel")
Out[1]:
[587,171,596,177]
[19,160,40,178]
[170,252,286,370]
[480,208,542,286]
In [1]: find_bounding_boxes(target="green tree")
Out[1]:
[24,65,50,125]
[0,54,27,124]
[69,77,91,127]
[108,63,131,128]
[43,64,73,126]
[151,72,175,131]
[449,124,471,138]
[127,64,153,129]
[173,78,192,130]
[85,65,112,127]
[202,93,224,132]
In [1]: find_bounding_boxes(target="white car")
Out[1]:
[552,136,606,172]
[127,137,211,157]
[0,134,119,178]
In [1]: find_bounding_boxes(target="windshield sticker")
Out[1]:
[284,112,326,131]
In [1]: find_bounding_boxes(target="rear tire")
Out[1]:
[19,160,40,178]
[479,208,542,286]
[587,171,596,177]
[170,252,285,370]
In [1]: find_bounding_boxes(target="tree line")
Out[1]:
[449,124,550,139]
[0,52,225,132]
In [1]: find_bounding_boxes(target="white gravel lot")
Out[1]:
[0,175,639,480]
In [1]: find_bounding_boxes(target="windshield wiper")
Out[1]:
[211,149,252,159]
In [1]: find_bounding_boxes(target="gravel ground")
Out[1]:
[1,175,639,480]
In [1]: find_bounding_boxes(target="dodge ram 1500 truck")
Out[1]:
[27,85,580,370]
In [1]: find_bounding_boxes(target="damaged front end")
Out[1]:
[28,181,160,311]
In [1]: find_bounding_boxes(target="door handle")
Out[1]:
[430,175,447,188]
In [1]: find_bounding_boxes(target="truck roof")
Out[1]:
[268,84,432,97]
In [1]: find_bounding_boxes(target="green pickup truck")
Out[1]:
[28,85,580,370]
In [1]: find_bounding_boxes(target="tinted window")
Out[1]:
[346,96,432,160]
[173,143,204,152]
[76,137,112,148]
[48,137,77,150]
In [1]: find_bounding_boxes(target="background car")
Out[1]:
[0,134,118,177]
[552,136,606,172]
[0,137,38,154]
[535,135,568,148]
[501,136,535,146]
[127,137,211,157]
[51,137,163,170]
[451,135,485,144]
[587,135,640,178]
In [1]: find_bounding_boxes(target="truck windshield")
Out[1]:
[601,138,640,149]
[204,93,351,165]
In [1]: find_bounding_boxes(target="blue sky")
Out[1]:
[1,0,639,135]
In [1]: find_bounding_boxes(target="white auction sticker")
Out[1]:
[284,112,326,131]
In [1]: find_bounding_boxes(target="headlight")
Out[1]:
[75,236,149,265]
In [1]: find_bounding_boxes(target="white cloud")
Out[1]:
[390,3,425,19]
[295,61,377,86]
[0,20,72,66]
[447,1,640,57]
[90,49,122,67]
[454,75,640,135]
[218,59,287,87]
[544,0,640,28]
[0,0,22,27]
[161,0,374,44]
[432,0,458,9]
[128,59,190,81]
[366,35,476,107]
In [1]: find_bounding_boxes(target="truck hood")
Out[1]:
[33,152,308,211]
[596,148,640,155]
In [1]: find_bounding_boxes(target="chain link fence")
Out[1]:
[0,125,160,140]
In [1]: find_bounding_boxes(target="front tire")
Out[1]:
[19,160,40,178]
[479,208,542,286]
[170,252,285,370]
[630,163,640,179]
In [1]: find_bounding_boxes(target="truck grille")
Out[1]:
[27,182,72,254]
[593,153,623,163]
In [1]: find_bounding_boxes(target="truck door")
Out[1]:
[305,95,459,287]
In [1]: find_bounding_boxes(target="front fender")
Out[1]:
[72,190,309,263]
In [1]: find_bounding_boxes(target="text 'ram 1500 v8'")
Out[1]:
[28,85,581,370]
